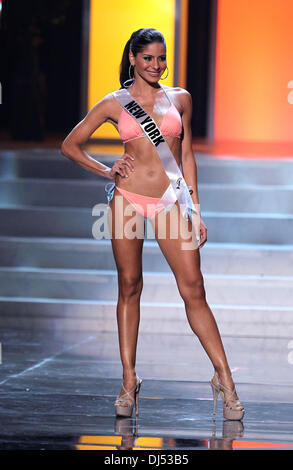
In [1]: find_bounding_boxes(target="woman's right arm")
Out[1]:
[61,94,134,179]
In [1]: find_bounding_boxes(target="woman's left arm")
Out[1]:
[180,90,199,205]
[180,89,207,246]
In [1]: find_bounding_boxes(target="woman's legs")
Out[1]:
[151,203,242,406]
[109,190,145,403]
[108,188,242,409]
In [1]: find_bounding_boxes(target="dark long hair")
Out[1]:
[119,28,166,88]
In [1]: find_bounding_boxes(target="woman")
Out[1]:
[61,28,244,421]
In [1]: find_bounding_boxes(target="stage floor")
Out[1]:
[1,327,293,451]
[1,144,293,451]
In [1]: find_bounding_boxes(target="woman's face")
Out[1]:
[130,42,167,84]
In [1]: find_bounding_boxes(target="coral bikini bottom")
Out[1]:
[115,186,167,220]
[105,182,195,222]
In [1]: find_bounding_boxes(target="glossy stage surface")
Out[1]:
[1,146,293,451]
[0,328,293,451]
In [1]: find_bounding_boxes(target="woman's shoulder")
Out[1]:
[90,91,121,116]
[162,84,191,97]
[163,85,191,103]
[98,91,119,106]
[162,85,192,110]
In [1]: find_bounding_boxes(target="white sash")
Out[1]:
[112,86,201,244]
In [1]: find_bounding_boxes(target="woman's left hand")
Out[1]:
[198,217,207,248]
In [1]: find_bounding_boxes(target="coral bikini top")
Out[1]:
[116,90,183,144]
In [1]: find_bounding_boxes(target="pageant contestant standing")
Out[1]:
[61,28,244,421]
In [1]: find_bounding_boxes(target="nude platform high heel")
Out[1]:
[114,376,143,418]
[210,372,245,421]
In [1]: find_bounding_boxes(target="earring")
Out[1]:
[129,64,134,79]
[160,66,169,80]
[123,65,135,88]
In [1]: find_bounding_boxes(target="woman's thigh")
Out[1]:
[108,189,145,277]
[150,202,204,294]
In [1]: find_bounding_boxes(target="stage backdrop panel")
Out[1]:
[87,0,177,140]
[214,0,293,143]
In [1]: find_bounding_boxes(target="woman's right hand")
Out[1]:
[109,152,135,179]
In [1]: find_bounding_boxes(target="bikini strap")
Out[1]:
[160,84,173,105]
[105,182,116,203]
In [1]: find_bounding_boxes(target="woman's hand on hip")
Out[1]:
[109,152,135,179]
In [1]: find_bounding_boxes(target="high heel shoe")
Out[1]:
[210,372,244,421]
[114,376,142,418]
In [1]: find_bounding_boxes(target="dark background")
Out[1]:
[0,0,212,141]
[186,0,213,139]
[0,0,83,141]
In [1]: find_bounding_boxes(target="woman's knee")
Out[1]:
[178,277,206,304]
[118,272,143,299]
